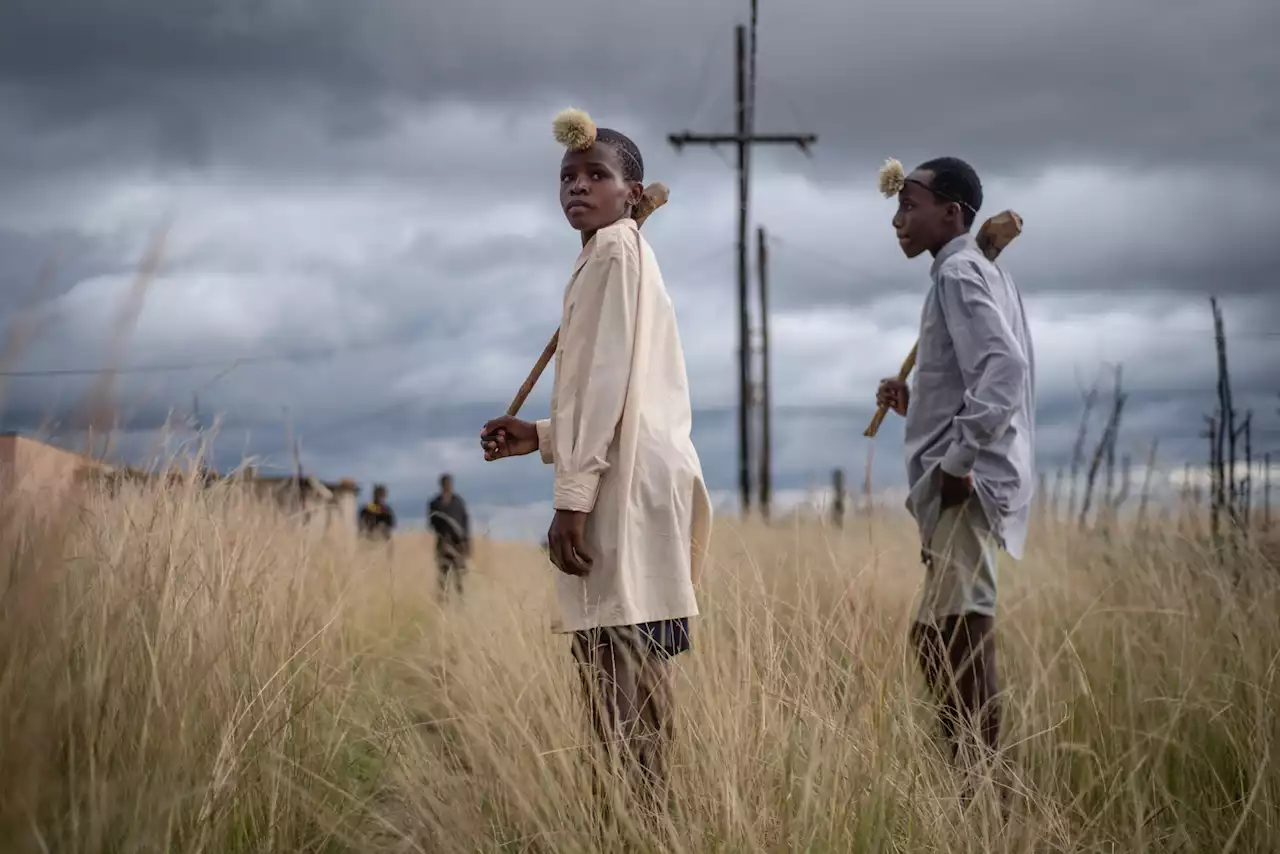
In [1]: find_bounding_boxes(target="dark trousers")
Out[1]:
[911,613,1000,772]
[435,541,466,597]
[570,622,688,812]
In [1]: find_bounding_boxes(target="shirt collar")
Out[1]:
[930,232,976,278]
[574,217,638,267]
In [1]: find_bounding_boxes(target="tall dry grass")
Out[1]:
[1,474,1277,853]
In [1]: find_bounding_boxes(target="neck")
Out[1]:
[580,211,634,246]
[927,228,969,258]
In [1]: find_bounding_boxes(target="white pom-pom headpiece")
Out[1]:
[553,108,597,152]
[878,158,906,198]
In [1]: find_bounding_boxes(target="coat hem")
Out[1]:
[551,606,700,635]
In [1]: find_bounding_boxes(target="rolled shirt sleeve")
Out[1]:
[550,235,638,513]
[937,264,1030,478]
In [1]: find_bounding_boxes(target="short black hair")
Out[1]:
[439,473,452,486]
[915,157,983,228]
[595,127,644,184]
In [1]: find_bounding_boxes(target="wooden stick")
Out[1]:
[863,342,918,437]
[504,183,670,418]
[863,210,1023,438]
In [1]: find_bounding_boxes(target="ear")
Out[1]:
[627,181,645,206]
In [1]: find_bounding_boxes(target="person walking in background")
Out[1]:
[428,473,470,598]
[358,484,396,541]
[876,156,1036,780]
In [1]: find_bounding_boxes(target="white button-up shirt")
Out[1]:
[903,233,1037,559]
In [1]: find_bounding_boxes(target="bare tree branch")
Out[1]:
[1080,365,1126,530]
[1068,372,1102,522]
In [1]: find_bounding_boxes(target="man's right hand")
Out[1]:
[480,416,539,461]
[876,378,909,417]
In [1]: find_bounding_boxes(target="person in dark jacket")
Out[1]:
[358,484,396,540]
[427,473,470,597]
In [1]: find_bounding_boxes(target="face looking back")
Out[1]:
[559,143,644,234]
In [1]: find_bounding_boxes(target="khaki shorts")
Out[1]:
[916,501,999,625]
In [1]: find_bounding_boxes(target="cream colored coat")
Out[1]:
[534,217,712,633]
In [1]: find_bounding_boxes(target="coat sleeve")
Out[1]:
[550,233,639,513]
[535,418,554,464]
[935,262,1030,478]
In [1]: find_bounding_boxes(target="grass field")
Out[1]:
[1,474,1277,853]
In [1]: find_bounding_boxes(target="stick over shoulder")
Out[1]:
[862,210,1023,438]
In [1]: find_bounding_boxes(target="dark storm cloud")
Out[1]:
[4,0,1276,172]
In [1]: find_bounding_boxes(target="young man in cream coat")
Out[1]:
[481,110,712,802]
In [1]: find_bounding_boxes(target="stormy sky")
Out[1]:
[2,0,1277,539]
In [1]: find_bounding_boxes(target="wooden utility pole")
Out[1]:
[756,225,772,517]
[668,4,816,514]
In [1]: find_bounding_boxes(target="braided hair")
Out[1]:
[595,128,645,184]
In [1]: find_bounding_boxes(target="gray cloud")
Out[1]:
[1,0,1277,537]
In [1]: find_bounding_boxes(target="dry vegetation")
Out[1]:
[1,471,1277,854]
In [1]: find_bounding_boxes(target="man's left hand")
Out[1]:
[940,472,974,509]
[546,510,592,577]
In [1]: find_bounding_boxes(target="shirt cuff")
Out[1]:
[553,473,601,513]
[535,419,554,465]
[940,441,977,478]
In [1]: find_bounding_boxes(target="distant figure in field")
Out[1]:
[428,474,470,598]
[358,484,396,541]
[877,156,1036,778]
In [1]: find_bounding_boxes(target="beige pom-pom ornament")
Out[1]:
[878,158,906,198]
[553,108,597,152]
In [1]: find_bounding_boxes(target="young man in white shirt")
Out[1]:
[877,156,1036,773]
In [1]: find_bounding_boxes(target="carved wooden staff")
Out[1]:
[863,209,1024,438]
[503,182,670,417]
